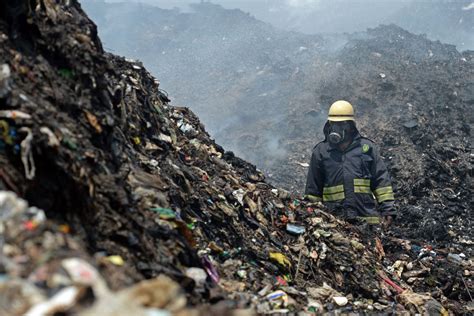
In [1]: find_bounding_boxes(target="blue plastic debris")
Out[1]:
[286,224,305,235]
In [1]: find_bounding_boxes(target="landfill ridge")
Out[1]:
[0,1,472,315]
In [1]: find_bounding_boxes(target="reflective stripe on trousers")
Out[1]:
[374,186,394,202]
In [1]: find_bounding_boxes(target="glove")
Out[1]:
[304,194,322,203]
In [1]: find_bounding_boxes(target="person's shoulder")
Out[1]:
[312,140,328,153]
[360,136,376,145]
[359,136,380,154]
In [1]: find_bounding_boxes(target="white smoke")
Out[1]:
[462,2,474,10]
[286,0,321,9]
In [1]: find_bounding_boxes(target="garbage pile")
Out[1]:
[1,190,464,315]
[0,191,216,316]
[0,1,472,314]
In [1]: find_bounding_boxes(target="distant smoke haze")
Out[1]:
[86,0,473,50]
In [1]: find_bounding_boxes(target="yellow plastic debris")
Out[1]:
[106,255,125,266]
[269,252,292,268]
[132,137,141,145]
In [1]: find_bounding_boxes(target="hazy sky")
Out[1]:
[94,0,413,32]
[100,0,412,11]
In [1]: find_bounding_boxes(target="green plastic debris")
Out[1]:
[62,138,78,150]
[58,68,75,79]
[219,251,230,260]
[308,306,317,313]
[150,207,176,219]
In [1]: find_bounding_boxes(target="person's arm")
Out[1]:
[370,144,396,218]
[304,148,323,202]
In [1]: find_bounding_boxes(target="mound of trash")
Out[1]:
[0,1,472,315]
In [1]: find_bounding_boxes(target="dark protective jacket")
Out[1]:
[304,124,395,220]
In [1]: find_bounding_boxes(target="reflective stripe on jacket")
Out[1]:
[304,132,395,218]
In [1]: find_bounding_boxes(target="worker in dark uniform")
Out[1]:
[304,100,395,227]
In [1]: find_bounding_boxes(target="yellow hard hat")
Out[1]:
[328,100,354,122]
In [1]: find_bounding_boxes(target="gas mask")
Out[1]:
[328,122,351,145]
